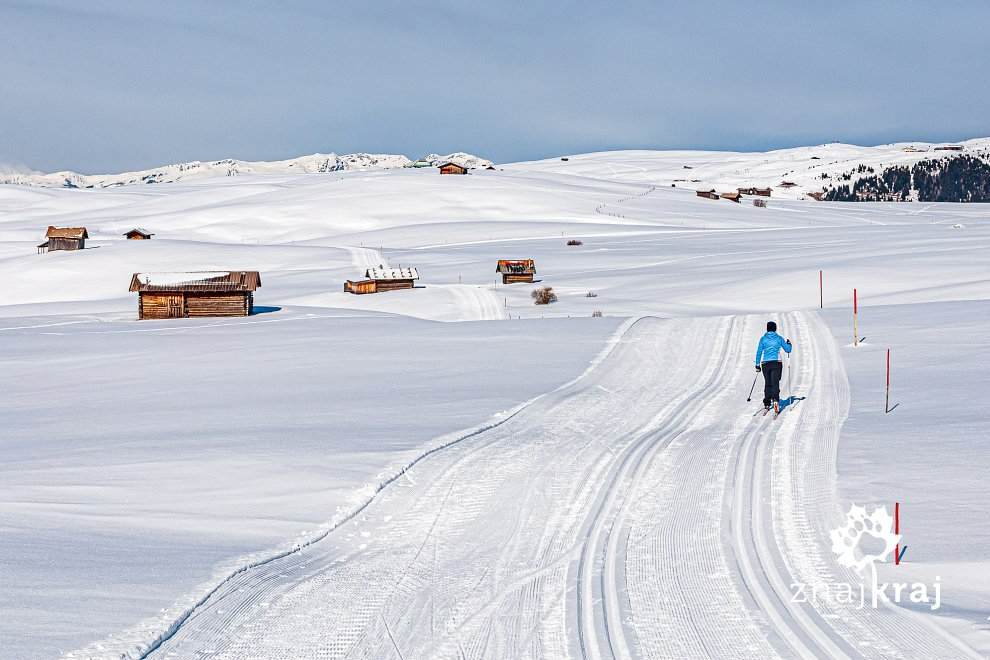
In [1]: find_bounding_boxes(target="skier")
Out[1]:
[755,321,792,414]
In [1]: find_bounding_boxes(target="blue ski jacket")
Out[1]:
[755,331,792,365]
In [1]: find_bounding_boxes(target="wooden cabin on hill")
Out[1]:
[737,187,772,197]
[438,162,468,175]
[129,271,261,319]
[344,266,420,294]
[496,259,536,284]
[38,226,88,253]
[720,191,742,203]
[696,189,720,200]
[123,228,154,240]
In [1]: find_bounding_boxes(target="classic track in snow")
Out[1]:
[97,313,978,660]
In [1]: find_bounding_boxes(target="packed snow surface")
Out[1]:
[1,141,988,659]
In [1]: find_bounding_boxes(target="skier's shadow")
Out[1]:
[779,395,807,412]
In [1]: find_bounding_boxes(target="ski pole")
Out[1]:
[746,372,759,402]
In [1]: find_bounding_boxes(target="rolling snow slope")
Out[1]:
[1,145,989,659]
[511,138,990,200]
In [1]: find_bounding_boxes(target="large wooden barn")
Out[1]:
[129,271,261,319]
[344,266,419,294]
[38,226,88,253]
[438,162,468,175]
[123,228,154,240]
[496,259,536,284]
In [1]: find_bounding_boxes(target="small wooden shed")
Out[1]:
[438,162,468,175]
[721,191,742,203]
[38,226,88,253]
[344,266,419,294]
[496,259,536,284]
[696,189,720,200]
[123,228,154,240]
[129,271,261,319]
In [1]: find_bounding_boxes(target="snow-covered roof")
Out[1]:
[123,227,153,237]
[365,266,419,281]
[46,226,88,239]
[129,271,261,292]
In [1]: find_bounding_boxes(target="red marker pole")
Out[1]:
[853,288,859,347]
[895,501,901,565]
[885,348,891,413]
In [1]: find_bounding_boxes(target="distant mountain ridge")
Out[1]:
[0,151,494,189]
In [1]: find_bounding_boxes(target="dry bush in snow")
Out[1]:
[531,286,557,305]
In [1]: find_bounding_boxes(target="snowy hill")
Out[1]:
[0,151,493,189]
[512,137,990,201]
[2,146,990,660]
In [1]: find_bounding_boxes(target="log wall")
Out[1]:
[48,237,84,251]
[138,292,252,319]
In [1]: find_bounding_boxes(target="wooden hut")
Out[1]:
[496,259,536,284]
[344,266,419,294]
[738,187,772,197]
[123,228,154,240]
[720,191,742,203]
[696,189,720,200]
[129,271,261,319]
[38,226,88,253]
[438,162,468,175]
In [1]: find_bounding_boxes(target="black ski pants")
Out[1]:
[761,360,783,406]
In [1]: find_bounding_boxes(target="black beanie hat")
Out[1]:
[767,321,777,332]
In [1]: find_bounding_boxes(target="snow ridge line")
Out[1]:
[63,316,641,660]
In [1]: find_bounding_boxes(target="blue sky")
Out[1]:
[2,0,989,172]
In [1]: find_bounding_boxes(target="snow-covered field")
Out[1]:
[1,144,988,659]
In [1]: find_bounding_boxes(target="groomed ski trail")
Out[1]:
[138,316,737,659]
[84,312,979,660]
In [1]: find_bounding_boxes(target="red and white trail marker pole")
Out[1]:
[853,288,859,347]
[895,501,901,565]
[885,348,892,413]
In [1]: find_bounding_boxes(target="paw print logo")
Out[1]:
[829,504,901,575]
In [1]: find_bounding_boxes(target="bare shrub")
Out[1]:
[567,239,583,246]
[585,291,598,298]
[531,286,557,305]
[592,310,603,318]
[753,198,767,208]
